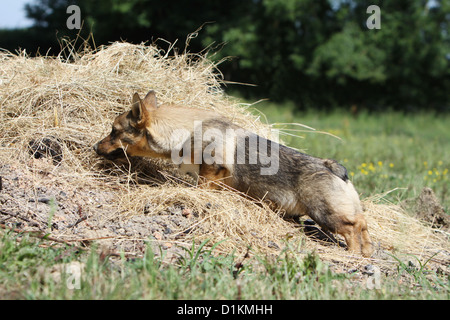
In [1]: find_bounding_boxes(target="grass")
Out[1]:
[2,99,449,300]
[0,41,448,300]
[1,229,448,300]
[251,101,450,212]
[1,102,449,300]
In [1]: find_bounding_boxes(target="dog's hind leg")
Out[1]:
[324,177,373,257]
[358,214,374,257]
[336,213,373,257]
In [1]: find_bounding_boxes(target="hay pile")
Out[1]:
[0,41,448,271]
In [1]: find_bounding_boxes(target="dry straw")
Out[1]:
[0,40,448,270]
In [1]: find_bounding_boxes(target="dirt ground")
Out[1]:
[1,155,449,279]
[0,159,199,264]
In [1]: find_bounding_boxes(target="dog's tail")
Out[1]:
[323,159,348,182]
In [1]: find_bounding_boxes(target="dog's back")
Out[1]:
[228,132,372,257]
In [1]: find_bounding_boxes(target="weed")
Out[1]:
[390,252,449,293]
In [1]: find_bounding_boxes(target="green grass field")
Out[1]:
[1,231,448,300]
[252,102,450,212]
[1,104,449,300]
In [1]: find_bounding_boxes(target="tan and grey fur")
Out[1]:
[94,90,373,257]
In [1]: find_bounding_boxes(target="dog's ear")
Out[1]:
[131,92,149,127]
[130,90,157,127]
[142,90,158,110]
[131,92,143,120]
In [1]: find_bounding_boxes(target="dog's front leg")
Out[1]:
[198,164,233,190]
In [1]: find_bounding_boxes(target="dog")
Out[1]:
[93,90,373,257]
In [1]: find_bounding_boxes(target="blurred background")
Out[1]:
[0,0,449,112]
[1,0,449,210]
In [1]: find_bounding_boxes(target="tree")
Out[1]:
[7,0,450,111]
[203,0,449,111]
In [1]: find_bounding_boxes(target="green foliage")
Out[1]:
[1,228,448,299]
[307,23,387,84]
[390,252,450,293]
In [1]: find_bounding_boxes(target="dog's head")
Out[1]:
[93,90,158,160]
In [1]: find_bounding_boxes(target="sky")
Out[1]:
[0,0,34,29]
